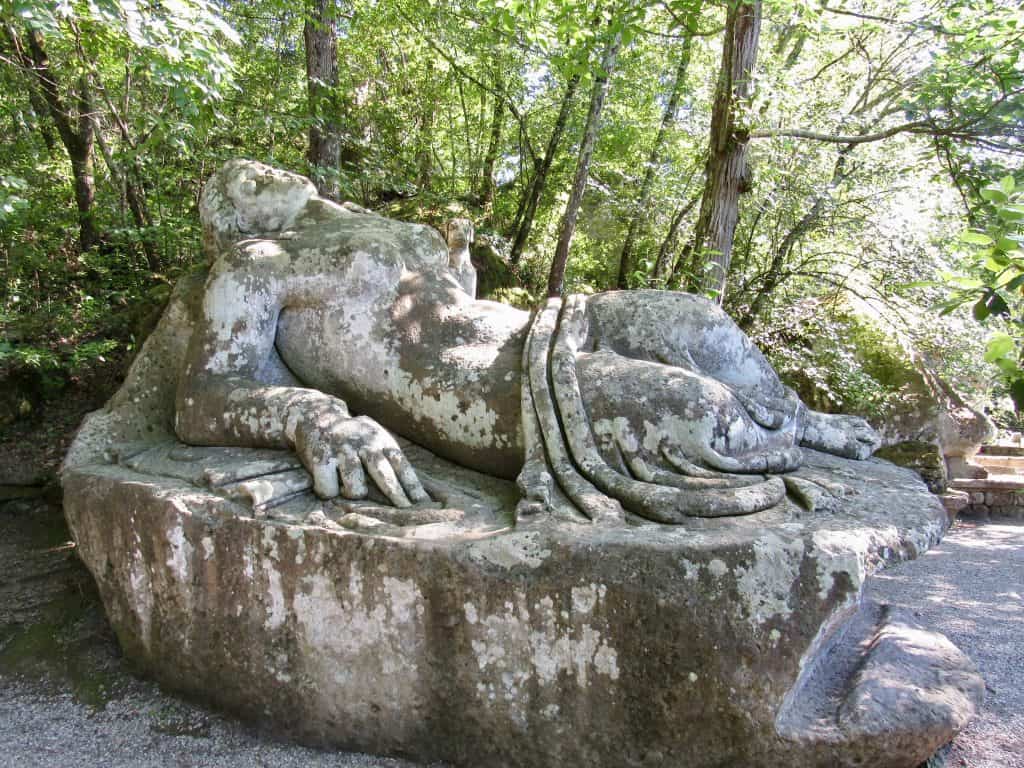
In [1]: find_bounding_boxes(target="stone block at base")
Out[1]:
[63,447,981,768]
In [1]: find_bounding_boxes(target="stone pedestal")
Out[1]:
[63,445,980,768]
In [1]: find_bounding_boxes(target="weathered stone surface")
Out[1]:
[61,281,982,768]
[869,344,994,481]
[177,160,883,523]
[875,440,947,494]
[64,446,979,768]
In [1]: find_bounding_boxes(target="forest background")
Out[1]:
[0,0,1022,439]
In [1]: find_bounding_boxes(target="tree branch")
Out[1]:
[749,120,931,144]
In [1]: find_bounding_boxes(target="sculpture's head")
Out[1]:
[200,159,317,259]
[444,218,474,252]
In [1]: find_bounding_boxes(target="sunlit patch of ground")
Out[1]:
[869,519,1024,768]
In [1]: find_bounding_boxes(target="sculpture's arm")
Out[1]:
[175,243,428,507]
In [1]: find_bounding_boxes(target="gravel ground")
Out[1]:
[869,517,1024,768]
[1,492,1021,768]
[0,684,436,768]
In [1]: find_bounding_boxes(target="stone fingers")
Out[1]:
[337,445,368,499]
[294,408,426,506]
[384,447,430,504]
[295,420,341,498]
[311,458,341,498]
[360,447,412,508]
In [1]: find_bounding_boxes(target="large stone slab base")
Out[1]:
[63,448,982,768]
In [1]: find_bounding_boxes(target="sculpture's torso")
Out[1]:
[264,201,530,478]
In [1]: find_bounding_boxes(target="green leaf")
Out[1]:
[973,297,991,322]
[1011,379,1024,411]
[997,357,1023,377]
[985,253,1010,272]
[1000,175,1016,196]
[946,275,984,289]
[981,187,1009,204]
[984,333,1016,362]
[960,230,994,246]
[997,236,1023,253]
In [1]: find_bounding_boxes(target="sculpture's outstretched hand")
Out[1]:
[290,401,429,508]
[800,411,882,461]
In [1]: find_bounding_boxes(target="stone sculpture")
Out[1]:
[178,159,880,522]
[61,160,982,768]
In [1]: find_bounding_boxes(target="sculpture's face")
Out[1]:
[224,161,316,234]
[445,218,474,250]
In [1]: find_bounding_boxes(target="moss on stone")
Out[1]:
[875,440,947,494]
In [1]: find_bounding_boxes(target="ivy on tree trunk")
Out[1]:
[689,0,761,302]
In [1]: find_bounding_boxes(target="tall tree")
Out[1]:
[688,0,762,300]
[509,73,581,267]
[478,73,505,220]
[6,24,99,252]
[736,142,855,328]
[547,25,623,297]
[305,0,341,199]
[615,6,701,289]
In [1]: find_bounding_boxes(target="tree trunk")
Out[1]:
[509,73,581,266]
[652,190,701,285]
[304,0,341,199]
[414,62,436,193]
[26,86,57,152]
[547,29,623,298]
[615,7,700,289]
[20,27,100,252]
[689,0,762,301]
[479,76,505,221]
[69,143,98,252]
[91,114,160,271]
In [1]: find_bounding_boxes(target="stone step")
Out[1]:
[775,601,982,761]
[979,443,1024,456]
[951,474,1024,519]
[951,474,1024,492]
[975,455,1024,475]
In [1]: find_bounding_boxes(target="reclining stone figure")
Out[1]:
[176,159,880,522]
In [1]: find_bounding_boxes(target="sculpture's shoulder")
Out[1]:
[200,159,450,277]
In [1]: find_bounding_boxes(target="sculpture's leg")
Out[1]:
[584,291,802,429]
[576,348,803,476]
[541,295,786,521]
[583,291,881,461]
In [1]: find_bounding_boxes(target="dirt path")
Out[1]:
[868,518,1024,768]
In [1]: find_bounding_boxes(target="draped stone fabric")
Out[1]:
[517,296,787,523]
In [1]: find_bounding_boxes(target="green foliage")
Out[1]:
[0,175,29,221]
[759,302,918,417]
[0,0,1020,419]
[939,176,1024,407]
